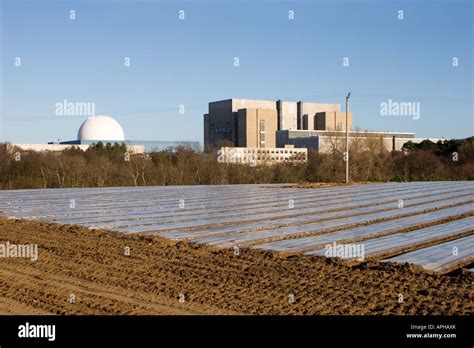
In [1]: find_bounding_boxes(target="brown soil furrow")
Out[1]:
[0,218,472,315]
[0,266,214,315]
[0,293,51,315]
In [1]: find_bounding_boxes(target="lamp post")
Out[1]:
[345,92,351,184]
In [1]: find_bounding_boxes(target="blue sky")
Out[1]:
[1,0,472,143]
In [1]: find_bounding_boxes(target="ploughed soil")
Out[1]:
[0,218,472,315]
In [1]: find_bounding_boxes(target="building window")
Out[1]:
[336,122,343,131]
[259,120,266,148]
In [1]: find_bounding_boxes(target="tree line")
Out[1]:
[0,137,472,189]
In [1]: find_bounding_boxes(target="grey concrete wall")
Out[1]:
[276,130,318,149]
[280,101,298,130]
[203,114,209,149]
[206,100,233,147]
[237,109,247,147]
[232,99,276,112]
[301,102,341,130]
[290,136,319,150]
[239,108,277,148]
[315,111,352,131]
[276,130,290,148]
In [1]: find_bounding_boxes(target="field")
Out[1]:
[0,182,473,314]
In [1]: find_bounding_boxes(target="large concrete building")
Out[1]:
[276,130,425,153]
[204,99,352,150]
[203,98,427,156]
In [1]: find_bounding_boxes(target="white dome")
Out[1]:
[77,115,125,141]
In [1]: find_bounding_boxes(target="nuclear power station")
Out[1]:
[204,98,431,163]
[7,115,199,153]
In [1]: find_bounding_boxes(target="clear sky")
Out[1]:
[1,0,472,144]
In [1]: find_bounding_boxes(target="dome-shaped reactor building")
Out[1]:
[48,113,198,153]
[77,115,125,142]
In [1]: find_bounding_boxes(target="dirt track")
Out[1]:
[0,218,472,315]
